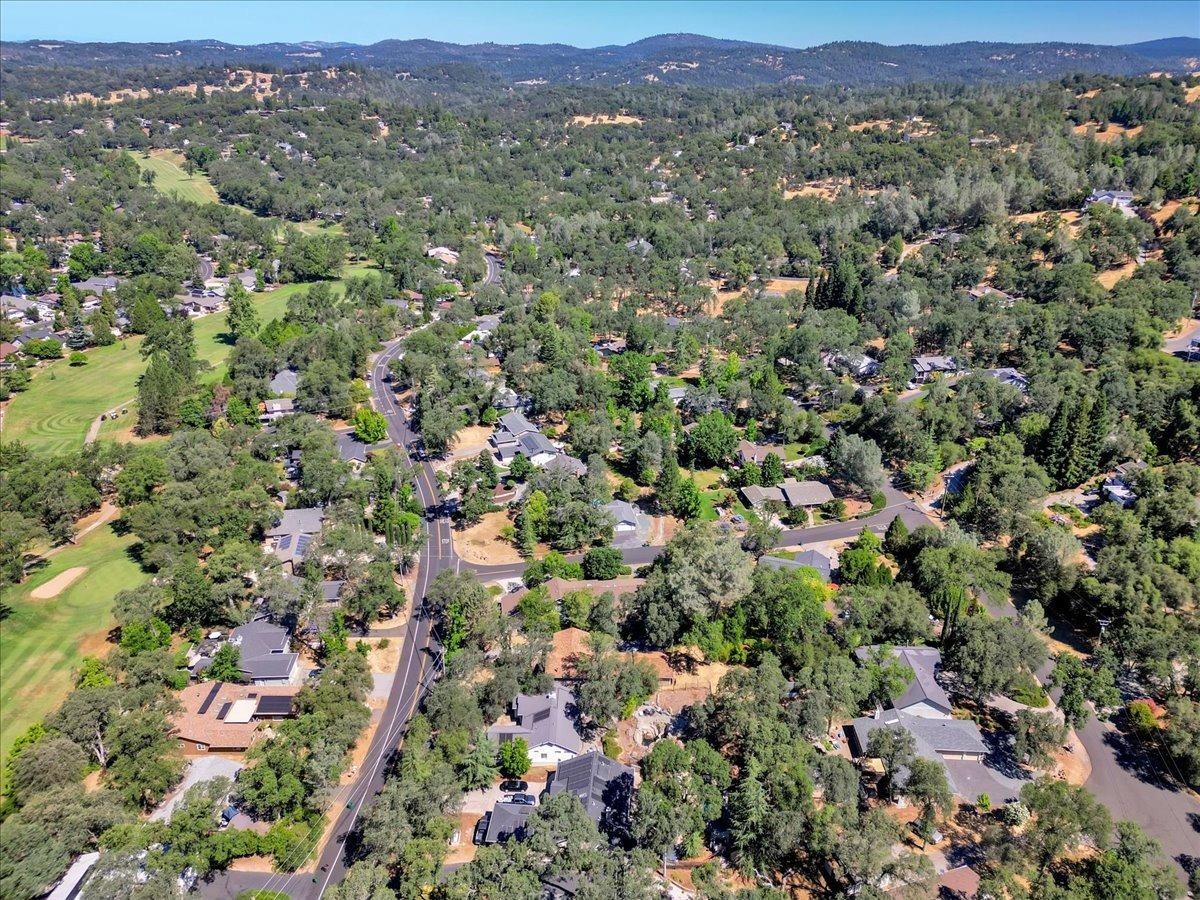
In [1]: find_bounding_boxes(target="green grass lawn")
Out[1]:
[0,521,146,790]
[3,272,371,455]
[132,149,220,205]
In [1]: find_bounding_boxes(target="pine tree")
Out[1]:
[66,309,89,351]
[655,449,682,511]
[136,350,183,435]
[1061,396,1094,489]
[884,514,910,558]
[1041,397,1074,487]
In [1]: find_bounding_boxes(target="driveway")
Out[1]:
[151,756,242,822]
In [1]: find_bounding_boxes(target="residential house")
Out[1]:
[269,369,299,396]
[1102,460,1148,507]
[264,507,324,571]
[1084,189,1138,218]
[741,478,833,511]
[12,327,58,347]
[759,549,834,582]
[487,686,582,766]
[968,285,1016,307]
[601,499,640,534]
[737,440,786,466]
[461,314,501,348]
[981,367,1029,392]
[478,800,534,844]
[171,680,300,752]
[489,410,542,463]
[334,430,389,468]
[665,386,687,406]
[543,453,588,477]
[779,479,834,508]
[848,646,988,793]
[911,355,959,383]
[624,238,653,256]
[427,246,460,266]
[545,751,635,830]
[70,275,119,294]
[260,398,295,423]
[822,350,881,380]
[232,269,258,291]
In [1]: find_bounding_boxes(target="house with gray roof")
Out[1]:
[981,367,1029,392]
[780,479,834,508]
[545,751,634,831]
[490,410,541,462]
[191,619,299,685]
[518,432,560,467]
[70,275,120,294]
[265,507,324,572]
[847,645,988,795]
[740,484,786,509]
[1085,189,1138,218]
[260,398,295,423]
[543,453,588,477]
[269,369,299,396]
[479,800,534,844]
[759,549,834,582]
[737,440,786,466]
[601,499,640,534]
[487,686,581,766]
[911,355,959,383]
[334,430,390,467]
[854,645,952,717]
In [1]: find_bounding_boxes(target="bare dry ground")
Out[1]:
[1072,121,1143,143]
[454,511,524,565]
[568,114,644,127]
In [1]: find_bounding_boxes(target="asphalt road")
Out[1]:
[1163,319,1200,359]
[197,256,215,282]
[205,341,458,899]
[483,251,502,285]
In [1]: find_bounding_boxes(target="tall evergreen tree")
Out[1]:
[136,351,184,435]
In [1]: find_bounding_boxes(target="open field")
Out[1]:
[0,522,146,790]
[568,113,644,127]
[3,269,371,454]
[132,149,220,204]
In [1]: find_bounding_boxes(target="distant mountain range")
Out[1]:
[4,33,1199,87]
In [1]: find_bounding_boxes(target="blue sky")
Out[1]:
[2,0,1197,47]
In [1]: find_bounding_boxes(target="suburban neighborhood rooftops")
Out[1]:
[546,750,634,824]
[335,430,389,464]
[737,440,786,465]
[601,499,639,529]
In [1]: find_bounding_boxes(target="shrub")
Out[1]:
[1126,699,1159,734]
[68,351,88,366]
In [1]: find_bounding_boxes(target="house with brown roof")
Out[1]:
[737,440,786,466]
[171,681,300,753]
[500,576,644,616]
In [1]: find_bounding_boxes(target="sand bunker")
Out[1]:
[31,566,87,599]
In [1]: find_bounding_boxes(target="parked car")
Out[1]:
[499,780,528,793]
[506,793,536,806]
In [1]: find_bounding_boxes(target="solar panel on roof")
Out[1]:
[196,682,223,715]
[532,708,551,723]
[295,534,313,557]
[255,695,294,716]
[215,702,232,720]
[277,534,293,550]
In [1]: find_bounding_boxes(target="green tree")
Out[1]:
[205,643,243,682]
[353,407,389,444]
[225,281,259,340]
[497,738,531,779]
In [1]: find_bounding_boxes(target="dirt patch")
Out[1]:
[1009,208,1083,238]
[1185,84,1200,104]
[1072,121,1143,143]
[349,636,402,674]
[228,854,276,873]
[1096,258,1139,289]
[449,425,494,457]
[339,718,378,787]
[30,566,88,599]
[780,176,849,201]
[445,813,483,865]
[568,113,644,127]
[454,510,523,565]
[1077,88,1102,99]
[82,769,105,793]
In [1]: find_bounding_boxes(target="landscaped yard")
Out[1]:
[132,149,220,205]
[0,521,146,790]
[3,269,373,454]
